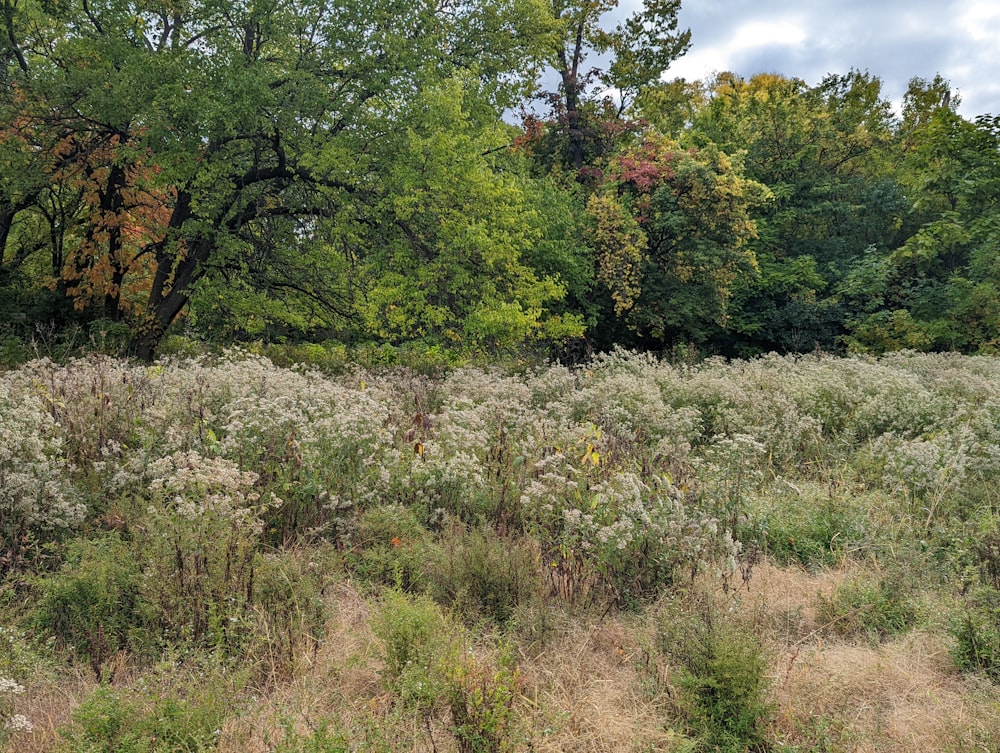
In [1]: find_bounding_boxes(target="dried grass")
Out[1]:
[6,669,94,753]
[519,619,687,752]
[217,580,384,752]
[731,560,857,640]
[771,631,1000,751]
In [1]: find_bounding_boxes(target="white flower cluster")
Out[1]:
[0,675,31,734]
[0,389,83,539]
[147,450,275,532]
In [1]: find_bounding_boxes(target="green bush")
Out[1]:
[370,589,459,710]
[657,596,772,753]
[748,487,869,569]
[815,573,918,641]
[273,721,351,753]
[248,546,331,680]
[428,526,541,625]
[951,587,1000,682]
[445,642,522,753]
[31,536,159,675]
[59,673,234,753]
[347,504,434,592]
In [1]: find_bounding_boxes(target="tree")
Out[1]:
[585,134,769,347]
[1,0,557,358]
[687,71,906,353]
[850,97,1000,352]
[533,0,690,172]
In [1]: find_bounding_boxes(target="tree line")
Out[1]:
[1,0,997,360]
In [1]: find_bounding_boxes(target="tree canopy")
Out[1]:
[1,0,998,360]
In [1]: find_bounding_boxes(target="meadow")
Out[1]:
[1,348,999,752]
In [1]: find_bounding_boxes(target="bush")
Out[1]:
[815,573,918,641]
[657,595,772,753]
[371,590,459,710]
[347,505,433,592]
[951,588,1000,682]
[428,525,541,625]
[138,451,269,652]
[444,642,522,753]
[31,536,159,675]
[747,483,869,569]
[371,589,523,751]
[247,546,331,681]
[59,665,237,753]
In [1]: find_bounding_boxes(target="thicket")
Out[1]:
[1,349,999,751]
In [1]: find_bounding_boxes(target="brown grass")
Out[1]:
[9,562,998,753]
[518,618,688,752]
[217,580,387,752]
[738,561,1000,752]
[771,632,1000,752]
[6,668,94,753]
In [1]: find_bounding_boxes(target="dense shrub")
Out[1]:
[815,573,919,641]
[428,525,542,625]
[656,595,772,753]
[31,536,158,675]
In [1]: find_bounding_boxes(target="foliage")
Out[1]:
[58,666,238,753]
[31,536,158,675]
[6,350,1000,748]
[444,641,522,753]
[533,0,690,172]
[687,70,904,354]
[585,134,770,350]
[428,525,542,625]
[747,483,870,569]
[815,573,919,641]
[657,595,772,753]
[951,588,1000,682]
[0,384,83,573]
[0,0,559,358]
[371,589,459,710]
[347,504,434,592]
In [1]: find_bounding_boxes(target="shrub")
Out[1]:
[371,590,459,710]
[272,721,351,753]
[371,590,523,752]
[951,589,1000,682]
[139,451,271,652]
[523,463,741,608]
[0,389,83,572]
[657,595,772,753]
[31,536,159,675]
[746,482,869,569]
[347,504,433,592]
[444,642,522,753]
[428,525,541,625]
[247,546,331,682]
[58,665,237,753]
[815,573,918,641]
[0,673,32,743]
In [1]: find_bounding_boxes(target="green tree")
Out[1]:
[531,0,690,173]
[1,0,557,358]
[688,71,905,353]
[848,83,1000,352]
[585,133,769,348]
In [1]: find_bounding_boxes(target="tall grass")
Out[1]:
[2,349,999,751]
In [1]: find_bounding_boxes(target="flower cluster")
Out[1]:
[0,675,31,735]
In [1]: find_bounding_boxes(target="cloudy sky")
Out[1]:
[659,0,999,118]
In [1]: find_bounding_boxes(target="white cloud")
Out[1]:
[654,0,998,117]
[957,1,1000,42]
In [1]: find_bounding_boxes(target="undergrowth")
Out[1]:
[2,349,1000,751]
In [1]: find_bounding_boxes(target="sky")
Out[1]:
[659,0,1000,118]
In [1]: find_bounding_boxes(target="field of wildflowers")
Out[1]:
[2,349,999,751]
